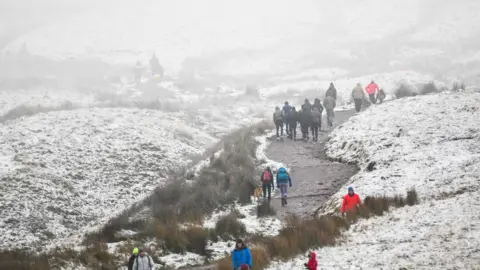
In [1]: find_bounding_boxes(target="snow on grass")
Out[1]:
[268,91,480,269]
[0,108,215,250]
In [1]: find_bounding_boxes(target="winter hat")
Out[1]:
[348,187,354,192]
[132,247,139,255]
[236,239,244,245]
[241,264,250,270]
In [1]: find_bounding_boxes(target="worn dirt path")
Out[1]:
[266,110,358,219]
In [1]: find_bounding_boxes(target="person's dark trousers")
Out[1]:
[311,123,319,141]
[289,123,297,140]
[275,120,283,137]
[284,119,290,135]
[301,124,309,139]
[262,183,272,200]
[354,99,363,112]
[369,94,376,104]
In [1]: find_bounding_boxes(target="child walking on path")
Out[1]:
[276,167,292,206]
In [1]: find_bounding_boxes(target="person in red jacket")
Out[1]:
[304,251,317,270]
[365,80,380,104]
[341,187,361,215]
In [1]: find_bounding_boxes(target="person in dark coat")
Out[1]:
[311,98,324,138]
[300,104,312,141]
[303,99,312,112]
[286,106,298,140]
[325,82,337,101]
[128,247,139,270]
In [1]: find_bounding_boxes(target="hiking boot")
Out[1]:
[284,198,288,205]
[281,198,286,207]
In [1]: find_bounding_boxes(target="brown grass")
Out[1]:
[215,213,247,240]
[256,201,276,217]
[215,189,419,269]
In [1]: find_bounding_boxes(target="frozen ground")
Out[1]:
[0,108,215,250]
[268,91,480,269]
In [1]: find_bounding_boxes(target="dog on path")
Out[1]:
[253,185,263,203]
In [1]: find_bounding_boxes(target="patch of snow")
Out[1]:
[269,91,480,269]
[160,252,205,269]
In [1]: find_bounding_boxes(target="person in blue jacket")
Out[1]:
[232,239,252,270]
[276,167,292,206]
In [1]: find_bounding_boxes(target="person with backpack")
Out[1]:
[128,247,139,270]
[365,80,380,104]
[282,101,292,135]
[276,167,292,206]
[341,187,362,216]
[260,166,274,201]
[311,107,322,142]
[323,95,335,128]
[132,248,155,270]
[273,106,284,139]
[351,83,365,113]
[232,239,252,270]
[286,106,298,140]
[304,251,318,270]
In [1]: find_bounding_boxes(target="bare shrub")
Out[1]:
[215,213,247,240]
[419,82,439,95]
[394,83,414,98]
[256,201,276,217]
[406,188,418,206]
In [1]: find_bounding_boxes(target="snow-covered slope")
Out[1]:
[0,108,215,250]
[268,91,480,269]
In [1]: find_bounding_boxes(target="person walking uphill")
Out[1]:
[352,83,365,113]
[282,101,292,135]
[300,105,312,141]
[132,249,155,270]
[311,107,322,142]
[273,106,284,139]
[325,82,337,101]
[276,167,292,206]
[365,80,379,104]
[323,95,335,128]
[304,251,318,270]
[260,166,274,201]
[128,247,139,270]
[286,106,298,140]
[232,239,252,270]
[341,187,362,216]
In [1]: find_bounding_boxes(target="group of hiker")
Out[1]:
[260,166,292,206]
[274,83,338,142]
[274,82,386,136]
[352,80,386,112]
[133,53,165,83]
[127,247,155,270]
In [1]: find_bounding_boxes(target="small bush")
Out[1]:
[184,227,210,256]
[406,188,418,206]
[420,82,439,95]
[394,83,414,98]
[256,201,276,217]
[215,213,247,240]
[250,247,269,270]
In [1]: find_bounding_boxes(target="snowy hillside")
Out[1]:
[0,108,216,250]
[268,91,480,269]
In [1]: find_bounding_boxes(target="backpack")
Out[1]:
[135,255,153,270]
[263,171,272,182]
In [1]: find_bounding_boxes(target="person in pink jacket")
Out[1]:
[365,80,379,104]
